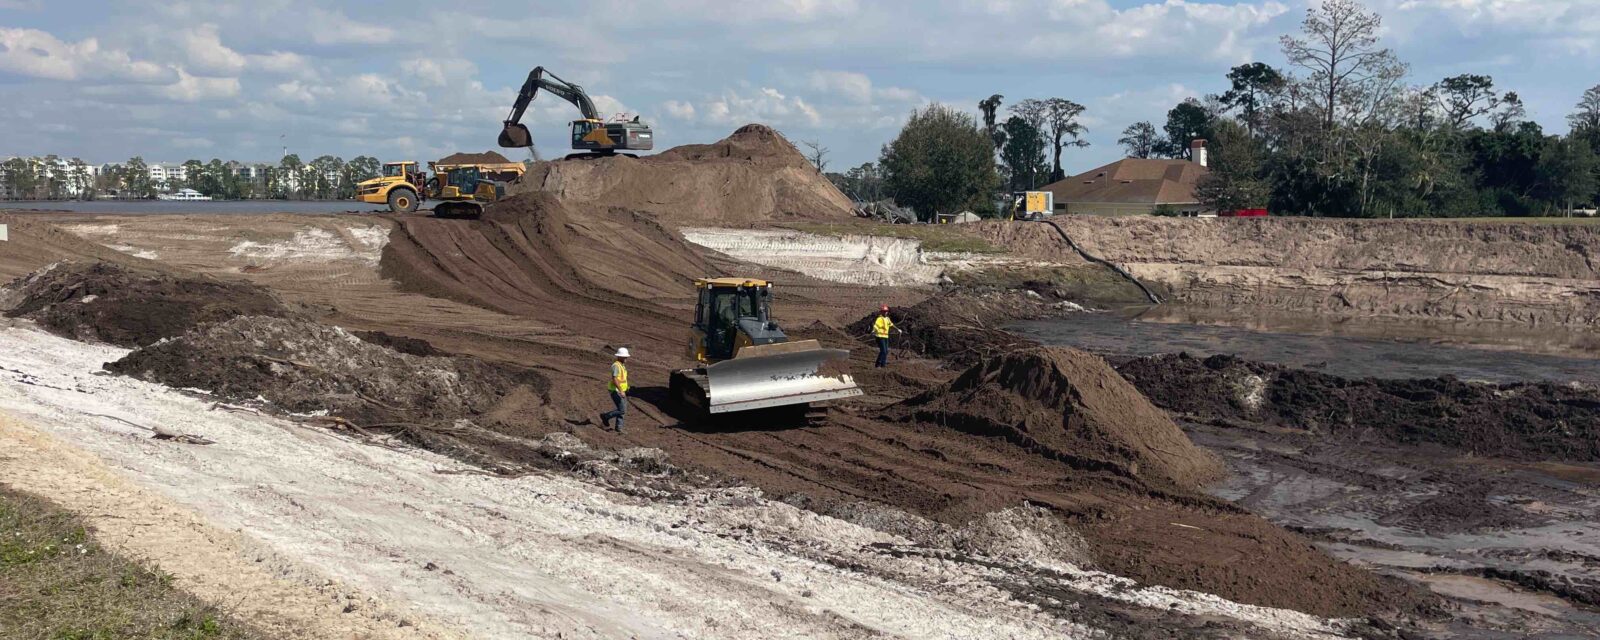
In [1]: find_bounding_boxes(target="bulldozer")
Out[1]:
[354,159,524,216]
[497,66,654,159]
[670,278,861,416]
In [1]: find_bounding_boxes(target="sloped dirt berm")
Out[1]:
[515,124,855,226]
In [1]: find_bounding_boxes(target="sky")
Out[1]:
[2,0,1599,173]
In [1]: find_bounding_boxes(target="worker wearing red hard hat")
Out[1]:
[872,304,901,368]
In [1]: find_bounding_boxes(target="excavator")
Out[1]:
[670,278,862,416]
[498,67,654,159]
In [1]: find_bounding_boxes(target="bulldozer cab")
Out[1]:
[694,279,776,362]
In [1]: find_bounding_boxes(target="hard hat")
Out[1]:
[880,304,890,312]
[615,347,631,358]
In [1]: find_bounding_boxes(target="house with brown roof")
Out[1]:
[1040,141,1210,216]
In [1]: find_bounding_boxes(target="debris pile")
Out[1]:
[898,347,1224,490]
[516,124,855,225]
[1117,353,1600,461]
[3,261,288,347]
[107,316,538,425]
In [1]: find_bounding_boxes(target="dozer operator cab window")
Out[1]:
[698,285,771,361]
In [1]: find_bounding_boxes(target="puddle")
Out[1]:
[1012,308,1600,384]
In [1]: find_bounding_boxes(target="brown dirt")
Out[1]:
[4,261,289,347]
[437,151,512,165]
[0,214,153,281]
[846,291,1048,366]
[893,347,1224,491]
[514,124,854,225]
[107,316,542,427]
[360,193,1432,618]
[1115,353,1600,462]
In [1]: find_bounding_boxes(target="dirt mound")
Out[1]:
[108,316,536,425]
[0,214,150,282]
[897,347,1224,491]
[514,124,854,225]
[437,151,512,165]
[3,261,289,347]
[1116,353,1600,461]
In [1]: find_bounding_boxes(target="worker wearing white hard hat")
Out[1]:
[600,347,631,432]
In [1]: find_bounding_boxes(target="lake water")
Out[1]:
[1013,307,1600,384]
[0,200,390,215]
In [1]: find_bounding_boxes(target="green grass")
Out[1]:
[1442,216,1600,226]
[782,222,1007,254]
[0,487,263,640]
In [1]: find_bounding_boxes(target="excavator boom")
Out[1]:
[499,66,653,155]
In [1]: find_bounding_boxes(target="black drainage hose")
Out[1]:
[1037,219,1163,305]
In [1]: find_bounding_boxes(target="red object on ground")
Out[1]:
[1220,208,1269,217]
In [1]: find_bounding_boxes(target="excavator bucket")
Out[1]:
[499,123,533,148]
[704,340,862,414]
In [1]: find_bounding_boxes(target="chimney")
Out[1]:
[1191,139,1208,167]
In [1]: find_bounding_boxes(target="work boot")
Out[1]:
[599,413,610,429]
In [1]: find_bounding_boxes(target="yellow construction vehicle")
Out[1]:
[670,278,861,416]
[355,161,427,212]
[428,164,507,219]
[354,158,526,215]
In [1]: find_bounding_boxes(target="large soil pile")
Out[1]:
[3,261,288,347]
[437,151,512,164]
[108,316,536,425]
[515,124,854,225]
[897,347,1224,490]
[847,292,1048,365]
[1117,353,1600,461]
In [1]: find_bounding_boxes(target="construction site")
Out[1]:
[1,119,1598,640]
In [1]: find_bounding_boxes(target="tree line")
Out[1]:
[3,154,384,201]
[835,0,1599,221]
[1138,0,1598,218]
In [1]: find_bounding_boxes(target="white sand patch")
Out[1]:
[229,225,387,265]
[61,223,119,236]
[105,244,160,260]
[0,324,1357,640]
[681,228,1019,287]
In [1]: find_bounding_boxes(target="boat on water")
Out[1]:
[156,188,212,201]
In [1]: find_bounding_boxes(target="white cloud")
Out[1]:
[308,8,395,45]
[808,70,874,103]
[0,27,172,82]
[662,99,696,120]
[161,68,241,101]
[247,51,310,76]
[178,24,245,76]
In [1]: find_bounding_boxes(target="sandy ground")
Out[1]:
[0,321,1370,639]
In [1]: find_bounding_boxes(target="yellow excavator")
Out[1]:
[670,278,861,415]
[497,67,654,159]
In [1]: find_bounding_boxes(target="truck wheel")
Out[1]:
[388,188,419,213]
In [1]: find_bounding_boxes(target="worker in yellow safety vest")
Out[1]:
[872,305,900,368]
[600,347,630,432]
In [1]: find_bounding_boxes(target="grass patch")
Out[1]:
[950,264,1160,305]
[783,222,1007,254]
[1417,216,1600,226]
[0,486,264,640]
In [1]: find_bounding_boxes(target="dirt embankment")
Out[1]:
[515,124,855,226]
[1117,352,1600,462]
[973,217,1600,325]
[361,190,1432,619]
[4,262,289,347]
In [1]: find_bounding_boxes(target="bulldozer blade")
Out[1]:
[704,340,862,414]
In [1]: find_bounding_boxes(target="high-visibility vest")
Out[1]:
[609,361,629,393]
[873,316,895,339]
